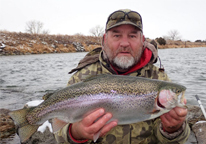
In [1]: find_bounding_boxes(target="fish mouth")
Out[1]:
[157,97,165,108]
[177,91,186,107]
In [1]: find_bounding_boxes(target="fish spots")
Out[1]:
[111,90,117,93]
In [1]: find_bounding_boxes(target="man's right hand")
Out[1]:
[70,108,118,141]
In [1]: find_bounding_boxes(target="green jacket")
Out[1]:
[55,44,190,144]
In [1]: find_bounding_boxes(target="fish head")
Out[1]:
[157,83,186,110]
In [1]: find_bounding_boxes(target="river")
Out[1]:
[0,47,206,143]
[1,47,206,110]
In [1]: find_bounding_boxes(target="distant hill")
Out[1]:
[0,31,205,55]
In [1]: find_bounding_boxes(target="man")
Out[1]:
[55,9,190,143]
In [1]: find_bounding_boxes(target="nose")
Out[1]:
[120,37,130,48]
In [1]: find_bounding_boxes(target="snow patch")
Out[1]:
[0,43,6,49]
[25,100,44,107]
[38,120,53,133]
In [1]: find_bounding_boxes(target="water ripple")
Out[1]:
[0,48,206,110]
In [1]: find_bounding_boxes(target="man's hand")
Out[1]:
[70,108,117,140]
[160,99,187,133]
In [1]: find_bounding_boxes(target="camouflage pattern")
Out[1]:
[106,9,143,32]
[55,46,190,144]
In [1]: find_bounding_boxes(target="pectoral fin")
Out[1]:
[93,130,101,142]
[52,118,68,133]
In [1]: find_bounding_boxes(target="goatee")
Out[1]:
[113,56,135,70]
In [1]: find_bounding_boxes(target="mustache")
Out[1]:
[116,47,132,54]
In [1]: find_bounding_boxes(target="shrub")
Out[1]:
[195,40,202,42]
[156,37,166,45]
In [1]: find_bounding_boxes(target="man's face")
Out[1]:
[103,24,144,72]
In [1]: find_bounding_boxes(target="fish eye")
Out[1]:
[176,89,180,93]
[171,88,179,93]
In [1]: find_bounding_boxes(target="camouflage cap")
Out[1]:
[105,9,143,32]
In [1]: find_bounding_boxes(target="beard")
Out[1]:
[103,40,143,71]
[112,55,135,70]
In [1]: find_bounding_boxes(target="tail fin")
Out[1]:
[9,108,40,143]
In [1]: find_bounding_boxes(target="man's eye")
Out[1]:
[130,35,136,38]
[114,35,120,38]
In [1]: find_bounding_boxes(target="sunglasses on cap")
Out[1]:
[106,10,143,31]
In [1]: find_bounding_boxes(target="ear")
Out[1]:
[101,34,106,48]
[143,34,145,42]
[142,34,146,50]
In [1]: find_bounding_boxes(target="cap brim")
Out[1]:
[106,21,142,31]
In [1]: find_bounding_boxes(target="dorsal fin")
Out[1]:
[42,92,54,100]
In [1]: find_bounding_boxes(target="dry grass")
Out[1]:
[146,39,206,49]
[0,31,205,55]
[0,31,101,55]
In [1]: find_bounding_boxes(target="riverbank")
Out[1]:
[0,31,101,56]
[158,39,206,49]
[0,31,206,56]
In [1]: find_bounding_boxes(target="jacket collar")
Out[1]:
[102,48,152,75]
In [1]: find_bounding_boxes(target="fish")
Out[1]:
[9,74,186,143]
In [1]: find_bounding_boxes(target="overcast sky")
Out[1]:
[0,0,205,41]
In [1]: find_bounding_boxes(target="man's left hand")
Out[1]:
[160,100,187,133]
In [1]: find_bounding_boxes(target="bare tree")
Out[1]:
[25,20,49,34]
[42,29,50,35]
[74,33,84,36]
[167,30,181,40]
[89,25,104,37]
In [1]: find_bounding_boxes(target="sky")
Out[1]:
[0,0,205,42]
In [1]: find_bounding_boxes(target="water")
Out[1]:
[0,47,206,143]
[0,52,87,110]
[0,48,206,109]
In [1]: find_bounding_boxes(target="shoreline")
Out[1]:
[0,31,206,56]
[1,45,205,56]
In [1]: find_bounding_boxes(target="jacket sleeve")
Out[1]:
[154,119,190,144]
[54,123,89,144]
[54,123,70,143]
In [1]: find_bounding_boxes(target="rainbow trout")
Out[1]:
[9,74,186,143]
